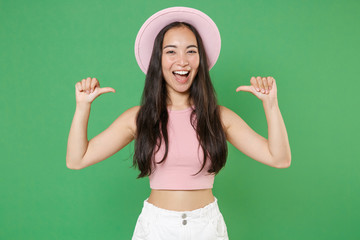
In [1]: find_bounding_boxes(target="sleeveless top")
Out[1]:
[149,106,215,190]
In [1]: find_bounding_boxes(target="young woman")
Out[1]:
[66,7,291,240]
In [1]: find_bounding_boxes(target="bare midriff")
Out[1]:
[147,188,215,211]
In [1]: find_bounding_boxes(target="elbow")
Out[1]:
[278,161,291,169]
[274,157,291,169]
[66,160,83,170]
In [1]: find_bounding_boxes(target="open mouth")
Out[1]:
[172,70,190,84]
[172,70,190,77]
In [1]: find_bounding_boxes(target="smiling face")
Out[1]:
[161,26,200,96]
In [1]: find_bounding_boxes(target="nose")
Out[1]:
[176,52,189,66]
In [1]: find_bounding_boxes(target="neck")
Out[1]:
[166,88,193,108]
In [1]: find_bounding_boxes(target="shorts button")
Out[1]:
[182,219,187,225]
[182,213,187,219]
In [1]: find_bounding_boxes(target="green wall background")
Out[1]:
[1,0,359,239]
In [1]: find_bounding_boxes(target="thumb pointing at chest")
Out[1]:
[236,85,253,93]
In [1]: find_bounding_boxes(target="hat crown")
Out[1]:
[134,6,221,74]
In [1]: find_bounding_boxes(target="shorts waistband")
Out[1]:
[140,197,220,222]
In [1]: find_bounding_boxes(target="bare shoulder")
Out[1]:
[121,105,140,138]
[218,105,232,132]
[218,105,245,133]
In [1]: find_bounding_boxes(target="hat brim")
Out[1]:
[134,6,221,74]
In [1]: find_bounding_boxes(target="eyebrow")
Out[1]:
[163,44,198,49]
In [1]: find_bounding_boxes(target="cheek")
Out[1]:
[191,58,200,77]
[161,59,172,80]
[162,56,175,70]
[190,55,200,68]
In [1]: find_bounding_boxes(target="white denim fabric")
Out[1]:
[132,197,229,240]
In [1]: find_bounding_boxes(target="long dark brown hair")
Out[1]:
[133,21,227,178]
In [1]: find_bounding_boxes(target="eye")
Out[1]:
[166,50,175,54]
[188,50,197,54]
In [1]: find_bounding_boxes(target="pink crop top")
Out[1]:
[149,106,215,190]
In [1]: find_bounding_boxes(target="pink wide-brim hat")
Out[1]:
[134,6,221,74]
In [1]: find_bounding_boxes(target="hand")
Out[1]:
[236,76,278,104]
[75,77,116,104]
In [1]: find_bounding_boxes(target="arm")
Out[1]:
[66,103,91,169]
[263,100,291,168]
[229,76,291,168]
[66,104,139,170]
[220,105,274,168]
[220,106,288,168]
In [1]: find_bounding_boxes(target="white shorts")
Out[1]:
[132,197,229,240]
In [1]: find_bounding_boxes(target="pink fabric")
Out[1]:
[149,106,215,190]
[134,6,221,74]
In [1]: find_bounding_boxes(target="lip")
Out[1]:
[173,69,190,71]
[173,71,190,84]
[172,69,190,77]
[172,69,191,75]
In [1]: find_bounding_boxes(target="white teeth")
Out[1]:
[173,71,189,75]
